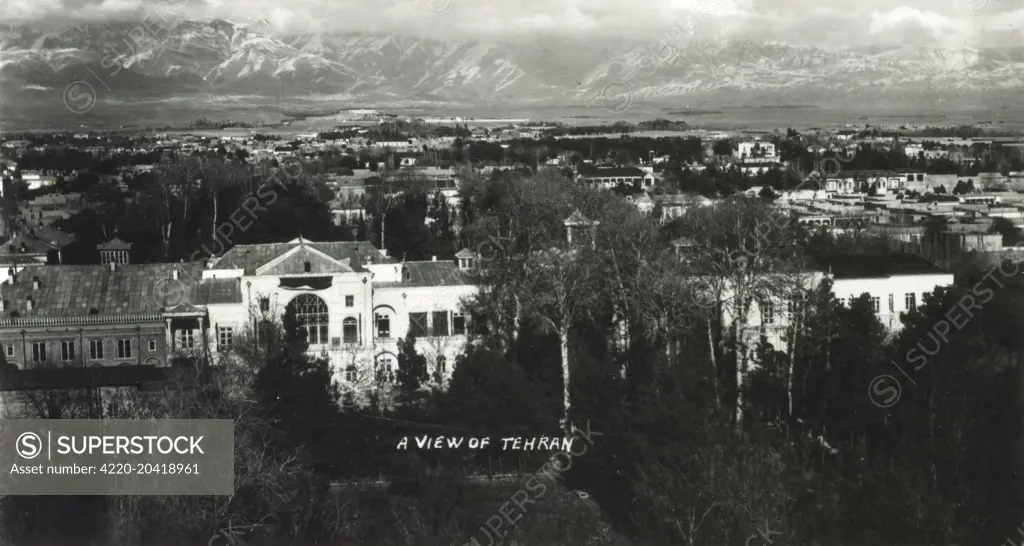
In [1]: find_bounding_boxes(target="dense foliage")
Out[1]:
[0,168,1020,546]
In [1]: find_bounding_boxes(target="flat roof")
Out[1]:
[817,253,948,279]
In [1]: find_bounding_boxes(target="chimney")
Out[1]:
[32,276,39,290]
[432,256,437,262]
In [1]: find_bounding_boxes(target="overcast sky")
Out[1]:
[4,0,1022,49]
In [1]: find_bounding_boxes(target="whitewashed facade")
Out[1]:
[195,238,480,391]
[713,254,955,356]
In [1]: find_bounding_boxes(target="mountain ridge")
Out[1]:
[1,20,1023,110]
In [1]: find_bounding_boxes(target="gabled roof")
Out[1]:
[564,210,597,226]
[255,245,354,275]
[0,263,239,318]
[454,248,476,259]
[210,240,394,274]
[97,237,133,250]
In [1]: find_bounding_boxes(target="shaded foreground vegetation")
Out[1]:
[1,170,1022,546]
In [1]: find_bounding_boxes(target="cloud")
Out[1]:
[3,0,1021,49]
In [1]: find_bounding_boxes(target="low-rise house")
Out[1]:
[825,170,926,195]
[0,236,486,410]
[724,254,955,356]
[576,165,655,191]
[823,254,955,331]
[626,193,655,215]
[18,171,57,192]
[735,141,777,161]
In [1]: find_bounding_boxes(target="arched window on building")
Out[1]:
[434,355,447,382]
[375,353,396,384]
[287,293,329,345]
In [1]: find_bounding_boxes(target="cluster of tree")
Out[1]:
[543,122,635,137]
[449,175,1022,545]
[188,118,256,130]
[363,173,460,261]
[15,149,165,175]
[2,168,1022,546]
[55,156,350,264]
[913,125,999,139]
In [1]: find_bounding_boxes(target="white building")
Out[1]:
[824,254,954,332]
[735,141,777,161]
[195,238,480,391]
[714,253,954,356]
[576,166,656,191]
[824,170,925,195]
[19,172,57,191]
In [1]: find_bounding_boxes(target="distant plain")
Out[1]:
[2,93,1023,134]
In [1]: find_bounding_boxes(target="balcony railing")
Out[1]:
[0,313,165,328]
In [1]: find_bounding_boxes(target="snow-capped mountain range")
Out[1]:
[2,19,1023,109]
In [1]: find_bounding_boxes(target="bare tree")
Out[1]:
[679,198,804,426]
[369,170,430,252]
[102,351,330,544]
[523,246,599,435]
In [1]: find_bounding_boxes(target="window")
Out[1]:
[786,297,804,322]
[871,297,881,314]
[345,295,354,307]
[375,354,396,384]
[89,340,104,360]
[148,339,157,352]
[437,356,447,375]
[760,301,775,325]
[409,312,428,338]
[178,329,195,350]
[343,317,358,344]
[345,365,358,383]
[452,312,466,336]
[259,297,270,312]
[117,339,132,359]
[375,313,391,339]
[256,319,273,341]
[31,342,45,363]
[218,327,234,351]
[287,294,329,345]
[905,293,916,311]
[60,341,75,362]
[432,311,449,337]
[5,345,12,357]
